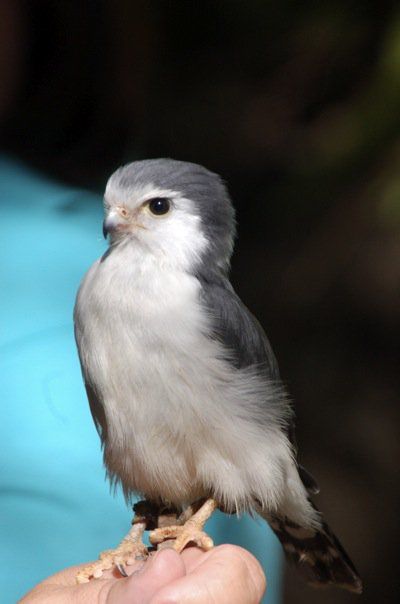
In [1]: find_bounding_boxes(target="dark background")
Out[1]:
[1,2,399,602]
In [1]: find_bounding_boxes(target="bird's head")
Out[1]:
[103,159,236,273]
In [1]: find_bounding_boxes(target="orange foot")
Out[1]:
[149,498,217,553]
[76,522,148,583]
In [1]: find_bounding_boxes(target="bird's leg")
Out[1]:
[149,498,218,553]
[76,499,177,584]
[76,520,148,583]
[133,499,179,530]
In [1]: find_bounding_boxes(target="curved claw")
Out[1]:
[76,521,148,584]
[116,563,128,577]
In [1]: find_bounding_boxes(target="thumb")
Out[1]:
[104,549,186,603]
[20,549,186,604]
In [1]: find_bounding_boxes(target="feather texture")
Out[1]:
[74,158,362,593]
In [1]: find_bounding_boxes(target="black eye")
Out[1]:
[148,197,171,215]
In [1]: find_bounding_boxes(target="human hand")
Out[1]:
[19,544,266,603]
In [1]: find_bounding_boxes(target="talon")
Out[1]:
[75,521,148,583]
[150,499,218,553]
[116,563,128,577]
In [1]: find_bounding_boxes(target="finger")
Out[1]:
[106,549,186,604]
[179,545,210,571]
[150,544,266,604]
[21,561,130,589]
[19,550,186,604]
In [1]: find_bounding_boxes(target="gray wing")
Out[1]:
[197,272,280,379]
[197,271,319,495]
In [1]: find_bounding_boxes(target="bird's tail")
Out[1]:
[265,512,362,594]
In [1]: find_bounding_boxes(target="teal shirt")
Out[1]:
[0,157,282,603]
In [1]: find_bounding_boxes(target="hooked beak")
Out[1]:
[102,212,120,238]
[102,209,146,239]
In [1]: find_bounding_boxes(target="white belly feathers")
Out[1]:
[74,241,309,521]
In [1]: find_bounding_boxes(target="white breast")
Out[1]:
[75,240,316,526]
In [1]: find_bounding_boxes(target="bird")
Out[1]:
[73,158,362,592]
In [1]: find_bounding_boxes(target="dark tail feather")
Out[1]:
[298,464,320,495]
[267,514,362,594]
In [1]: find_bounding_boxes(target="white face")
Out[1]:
[103,180,208,272]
